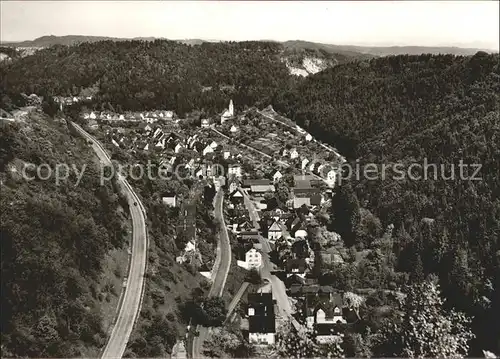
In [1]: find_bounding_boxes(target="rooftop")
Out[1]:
[247,293,276,334]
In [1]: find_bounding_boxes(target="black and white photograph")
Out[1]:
[0,1,499,358]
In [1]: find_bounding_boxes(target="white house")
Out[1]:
[202,145,214,156]
[223,151,231,160]
[305,133,313,141]
[144,124,152,133]
[230,125,238,133]
[290,148,299,160]
[267,221,283,240]
[89,111,97,120]
[295,229,308,239]
[201,118,210,128]
[119,114,125,120]
[273,171,283,183]
[185,240,195,253]
[228,164,242,178]
[301,158,310,170]
[175,143,183,153]
[143,143,149,151]
[326,169,336,186]
[162,195,177,207]
[237,248,262,270]
[112,139,120,147]
[209,141,218,149]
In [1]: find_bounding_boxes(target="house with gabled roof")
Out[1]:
[237,248,262,270]
[227,176,241,194]
[202,144,214,156]
[245,293,276,345]
[289,148,299,160]
[201,118,210,128]
[267,221,283,240]
[285,258,308,279]
[155,138,165,150]
[185,158,195,169]
[301,158,310,170]
[209,140,218,149]
[174,143,183,153]
[229,188,245,205]
[302,293,346,341]
[233,220,254,233]
[273,170,283,183]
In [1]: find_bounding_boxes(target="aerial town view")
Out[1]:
[0,1,499,359]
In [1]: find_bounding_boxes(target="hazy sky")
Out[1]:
[1,1,499,49]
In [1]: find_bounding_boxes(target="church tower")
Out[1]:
[229,99,234,116]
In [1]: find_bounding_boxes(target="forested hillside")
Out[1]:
[274,51,500,354]
[0,40,297,115]
[0,111,132,356]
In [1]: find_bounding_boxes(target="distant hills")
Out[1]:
[281,40,494,57]
[1,35,495,56]
[1,35,162,47]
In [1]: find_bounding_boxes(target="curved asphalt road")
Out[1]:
[72,123,148,359]
[191,189,232,358]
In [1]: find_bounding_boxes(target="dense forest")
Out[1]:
[0,39,370,116]
[1,40,499,356]
[274,52,500,354]
[0,113,129,356]
[0,40,297,115]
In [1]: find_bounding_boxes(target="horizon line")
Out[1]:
[1,34,497,51]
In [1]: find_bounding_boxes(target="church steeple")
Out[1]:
[229,99,234,116]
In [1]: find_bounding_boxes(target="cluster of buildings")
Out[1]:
[242,286,348,345]
[221,169,350,345]
[53,95,93,108]
[84,110,174,124]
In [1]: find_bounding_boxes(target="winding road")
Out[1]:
[72,123,148,359]
[191,189,232,358]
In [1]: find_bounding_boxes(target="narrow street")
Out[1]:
[240,188,301,329]
[190,189,231,358]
